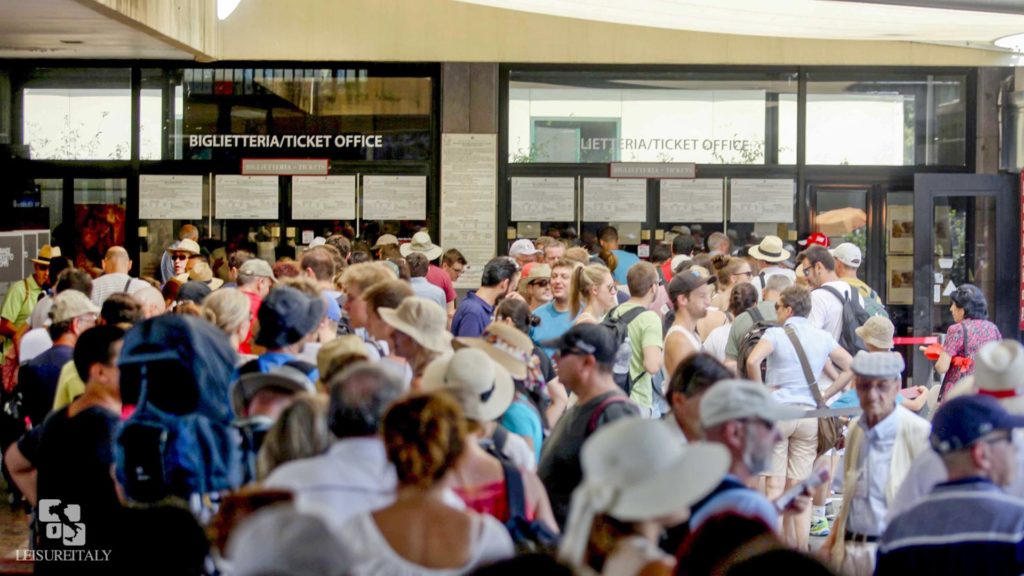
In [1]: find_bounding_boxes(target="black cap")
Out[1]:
[256,286,327,349]
[177,281,212,304]
[540,324,618,364]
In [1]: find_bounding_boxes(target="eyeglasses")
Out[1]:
[530,279,550,288]
[606,283,618,294]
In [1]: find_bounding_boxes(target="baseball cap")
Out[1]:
[540,324,618,364]
[797,232,830,249]
[700,379,805,428]
[831,242,862,268]
[509,239,542,258]
[667,265,714,298]
[49,290,100,324]
[256,286,327,349]
[850,351,904,380]
[230,364,316,418]
[238,259,277,281]
[930,394,1024,454]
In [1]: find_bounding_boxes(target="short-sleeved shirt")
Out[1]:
[941,318,1002,392]
[762,316,839,408]
[240,289,262,355]
[808,280,854,340]
[1,276,42,362]
[609,303,664,409]
[725,301,777,360]
[611,250,641,286]
[689,474,780,532]
[500,397,544,463]
[451,291,493,338]
[51,360,86,412]
[426,264,456,304]
[531,301,575,358]
[90,273,150,306]
[18,405,122,552]
[19,344,74,427]
[538,391,639,527]
[410,277,447,311]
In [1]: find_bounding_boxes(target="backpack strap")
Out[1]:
[748,306,764,324]
[123,277,134,293]
[501,461,528,520]
[587,395,629,435]
[783,326,827,410]
[616,306,646,326]
[492,424,509,454]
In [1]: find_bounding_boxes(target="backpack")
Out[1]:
[500,461,560,553]
[600,306,650,396]
[116,315,242,514]
[861,288,889,319]
[481,424,515,464]
[819,285,870,355]
[736,307,778,380]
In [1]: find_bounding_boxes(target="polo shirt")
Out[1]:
[426,264,456,304]
[1,276,42,362]
[451,291,493,338]
[531,301,575,358]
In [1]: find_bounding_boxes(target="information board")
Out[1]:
[583,178,647,222]
[660,179,723,222]
[730,179,794,223]
[363,176,427,221]
[215,175,279,219]
[292,176,356,220]
[140,175,204,220]
[441,134,497,289]
[511,177,575,222]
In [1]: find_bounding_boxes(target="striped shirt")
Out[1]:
[877,478,1024,576]
[90,273,149,307]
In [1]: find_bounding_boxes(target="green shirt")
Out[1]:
[610,303,664,409]
[725,300,777,360]
[1,276,42,363]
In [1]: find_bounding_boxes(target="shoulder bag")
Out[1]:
[784,325,842,456]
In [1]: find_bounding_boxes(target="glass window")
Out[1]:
[806,73,967,166]
[180,68,433,162]
[814,187,869,280]
[21,69,132,160]
[509,71,798,165]
[73,178,127,276]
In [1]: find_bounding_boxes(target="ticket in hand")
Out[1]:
[774,465,830,512]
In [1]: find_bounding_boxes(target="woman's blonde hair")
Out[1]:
[383,391,467,489]
[256,394,331,480]
[202,288,250,335]
[570,264,611,317]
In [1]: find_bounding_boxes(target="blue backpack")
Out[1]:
[115,315,242,512]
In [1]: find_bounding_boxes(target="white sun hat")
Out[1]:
[421,347,516,423]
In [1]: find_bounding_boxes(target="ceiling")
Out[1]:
[0,0,197,60]
[456,0,1024,49]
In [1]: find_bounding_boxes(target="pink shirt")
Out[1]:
[426,264,456,303]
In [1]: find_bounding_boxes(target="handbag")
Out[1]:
[784,326,842,457]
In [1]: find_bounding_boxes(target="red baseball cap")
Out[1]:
[798,232,830,249]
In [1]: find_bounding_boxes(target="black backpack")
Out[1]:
[819,285,870,355]
[600,306,653,396]
[736,306,778,380]
[500,461,560,553]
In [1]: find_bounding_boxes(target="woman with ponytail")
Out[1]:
[570,264,617,326]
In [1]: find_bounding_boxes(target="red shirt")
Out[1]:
[240,289,263,354]
[426,264,456,303]
[660,259,674,283]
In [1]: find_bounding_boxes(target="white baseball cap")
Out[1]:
[831,242,862,268]
[509,239,542,257]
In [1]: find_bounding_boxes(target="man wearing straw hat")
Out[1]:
[748,235,796,300]
[400,230,457,321]
[1,244,59,375]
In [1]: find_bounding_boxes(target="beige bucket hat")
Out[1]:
[399,231,443,261]
[378,296,452,354]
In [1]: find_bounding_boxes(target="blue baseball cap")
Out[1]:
[930,394,1024,454]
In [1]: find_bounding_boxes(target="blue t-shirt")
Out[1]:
[611,249,641,286]
[451,291,494,338]
[531,301,575,358]
[500,398,544,462]
[690,474,780,531]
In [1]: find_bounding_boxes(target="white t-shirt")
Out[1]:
[808,280,854,341]
[753,266,797,300]
[762,317,840,408]
[702,322,732,362]
[338,510,514,576]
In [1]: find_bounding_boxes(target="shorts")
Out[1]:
[768,417,818,479]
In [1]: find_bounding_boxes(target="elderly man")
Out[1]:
[826,351,931,576]
[877,395,1024,576]
[693,379,807,531]
[263,363,405,529]
[892,339,1024,516]
[90,246,149,306]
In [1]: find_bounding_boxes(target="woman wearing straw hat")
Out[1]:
[378,297,453,389]
[422,348,558,533]
[559,418,729,575]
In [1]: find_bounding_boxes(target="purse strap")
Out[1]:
[784,325,828,410]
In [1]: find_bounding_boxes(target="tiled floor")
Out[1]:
[0,490,31,574]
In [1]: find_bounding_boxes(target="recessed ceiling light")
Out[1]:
[59,40,83,45]
[994,32,1024,52]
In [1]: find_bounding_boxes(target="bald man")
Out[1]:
[90,247,150,306]
[133,286,166,319]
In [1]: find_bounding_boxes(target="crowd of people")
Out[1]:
[0,223,1015,576]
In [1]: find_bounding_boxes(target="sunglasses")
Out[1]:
[530,279,550,288]
[172,254,190,261]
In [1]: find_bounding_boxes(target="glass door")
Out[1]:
[911,173,1017,386]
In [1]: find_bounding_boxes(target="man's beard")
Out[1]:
[742,426,771,475]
